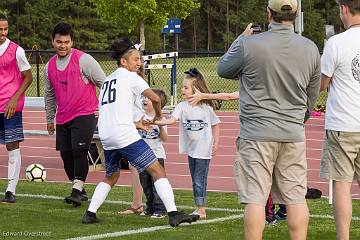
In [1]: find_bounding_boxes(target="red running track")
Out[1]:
[0,107,359,199]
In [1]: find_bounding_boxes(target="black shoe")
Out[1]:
[64,188,82,207]
[305,188,322,199]
[168,211,199,227]
[1,191,16,203]
[82,211,100,224]
[140,209,152,216]
[274,210,287,221]
[80,188,88,201]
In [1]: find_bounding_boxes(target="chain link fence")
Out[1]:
[25,50,327,111]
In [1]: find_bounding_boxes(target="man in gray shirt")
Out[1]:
[44,22,105,207]
[217,1,320,239]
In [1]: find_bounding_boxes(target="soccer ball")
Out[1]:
[25,164,46,182]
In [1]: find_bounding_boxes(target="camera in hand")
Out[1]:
[251,24,262,34]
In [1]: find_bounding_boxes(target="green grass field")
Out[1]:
[1,180,359,240]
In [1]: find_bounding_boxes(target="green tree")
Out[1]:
[0,0,346,52]
[302,0,326,51]
[1,0,129,50]
[90,0,200,50]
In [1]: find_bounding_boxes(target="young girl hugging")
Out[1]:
[155,68,220,219]
[138,89,168,218]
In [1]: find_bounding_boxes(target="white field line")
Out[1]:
[5,192,242,213]
[21,145,56,150]
[0,154,59,159]
[1,153,252,158]
[4,192,360,221]
[24,137,55,140]
[306,139,325,142]
[23,122,46,125]
[66,215,244,240]
[23,110,45,113]
[0,179,236,193]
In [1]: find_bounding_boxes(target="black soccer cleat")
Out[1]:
[82,211,100,224]
[1,191,16,203]
[64,188,82,207]
[274,210,287,221]
[168,211,199,227]
[80,188,88,201]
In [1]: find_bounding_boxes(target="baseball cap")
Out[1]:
[268,0,298,14]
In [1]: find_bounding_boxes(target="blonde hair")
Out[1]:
[184,70,217,110]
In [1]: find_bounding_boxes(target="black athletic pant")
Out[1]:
[56,114,96,182]
[139,158,166,214]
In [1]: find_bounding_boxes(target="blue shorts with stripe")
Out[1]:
[0,112,24,145]
[104,139,157,177]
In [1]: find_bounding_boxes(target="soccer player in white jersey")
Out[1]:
[82,38,198,227]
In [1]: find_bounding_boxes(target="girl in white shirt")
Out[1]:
[155,68,220,219]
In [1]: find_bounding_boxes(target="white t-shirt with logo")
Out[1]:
[321,28,360,131]
[172,101,220,159]
[98,68,149,149]
[137,113,167,159]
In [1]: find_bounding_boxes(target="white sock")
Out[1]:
[154,178,177,212]
[88,182,111,213]
[73,179,84,192]
[7,149,21,194]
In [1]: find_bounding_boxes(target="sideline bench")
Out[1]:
[23,130,105,171]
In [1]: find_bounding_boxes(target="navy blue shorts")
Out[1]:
[0,112,24,144]
[104,139,157,176]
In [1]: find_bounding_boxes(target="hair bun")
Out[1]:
[110,37,135,60]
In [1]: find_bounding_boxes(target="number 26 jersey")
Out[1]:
[98,67,149,150]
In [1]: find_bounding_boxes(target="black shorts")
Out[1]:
[56,114,97,151]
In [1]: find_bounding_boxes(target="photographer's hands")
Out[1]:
[242,23,254,36]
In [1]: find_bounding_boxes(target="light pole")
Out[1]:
[295,0,303,35]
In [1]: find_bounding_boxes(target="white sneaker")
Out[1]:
[151,213,166,219]
[190,210,200,216]
[190,210,206,219]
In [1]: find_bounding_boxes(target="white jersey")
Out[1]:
[321,27,360,131]
[172,101,220,159]
[133,94,145,122]
[98,67,149,150]
[0,38,31,72]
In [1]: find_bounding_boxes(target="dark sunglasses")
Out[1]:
[184,68,200,77]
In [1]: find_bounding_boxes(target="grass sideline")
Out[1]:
[1,180,360,239]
